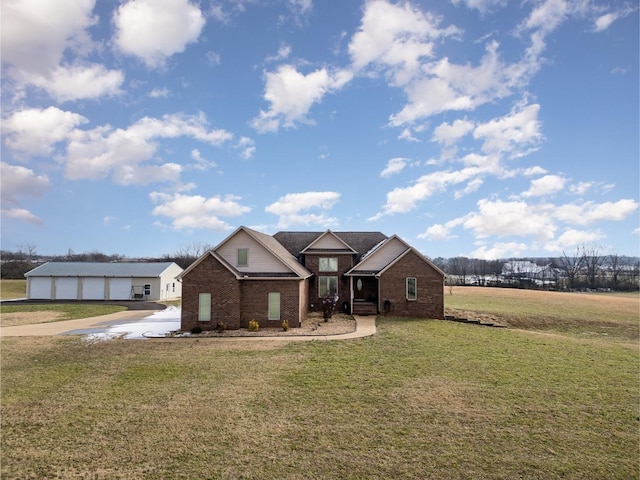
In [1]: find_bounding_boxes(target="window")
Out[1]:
[268,292,281,320]
[144,284,151,296]
[319,276,338,298]
[237,248,248,267]
[406,277,417,301]
[319,257,338,272]
[172,282,175,293]
[198,293,211,321]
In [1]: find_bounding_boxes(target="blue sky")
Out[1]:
[1,0,638,260]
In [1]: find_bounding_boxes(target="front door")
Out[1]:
[353,276,377,303]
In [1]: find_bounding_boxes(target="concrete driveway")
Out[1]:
[1,310,377,341]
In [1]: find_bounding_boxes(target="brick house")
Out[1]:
[179,226,444,331]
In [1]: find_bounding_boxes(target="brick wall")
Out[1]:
[180,255,241,331]
[304,254,353,313]
[240,280,304,328]
[379,250,444,319]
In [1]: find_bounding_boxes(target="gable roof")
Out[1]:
[301,230,356,254]
[240,227,312,278]
[273,231,388,262]
[378,247,446,278]
[346,235,445,277]
[25,262,180,278]
[179,226,311,280]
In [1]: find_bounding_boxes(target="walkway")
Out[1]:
[0,311,377,341]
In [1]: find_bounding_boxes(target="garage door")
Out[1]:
[29,277,52,299]
[82,278,105,300]
[108,278,132,300]
[55,277,78,300]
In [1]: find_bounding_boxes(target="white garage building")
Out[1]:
[25,262,183,301]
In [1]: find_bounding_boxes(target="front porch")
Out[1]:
[350,275,379,315]
[352,300,378,315]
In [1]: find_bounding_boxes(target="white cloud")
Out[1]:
[251,65,353,132]
[25,63,124,102]
[473,102,542,156]
[569,181,593,196]
[370,167,482,219]
[418,223,456,241]
[265,191,340,228]
[546,228,604,251]
[65,113,233,183]
[389,41,527,126]
[521,174,565,197]
[150,191,250,230]
[432,118,475,146]
[1,0,124,102]
[380,158,408,178]
[471,241,528,260]
[113,0,206,68]
[0,162,49,225]
[112,163,183,185]
[349,0,459,86]
[593,5,635,32]
[594,13,618,32]
[463,198,557,241]
[188,149,217,171]
[522,166,548,176]
[1,162,50,205]
[3,107,88,156]
[1,208,43,225]
[266,45,292,63]
[450,0,508,15]
[236,137,256,159]
[149,88,171,98]
[554,199,639,226]
[0,0,97,75]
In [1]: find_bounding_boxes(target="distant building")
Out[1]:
[24,262,183,301]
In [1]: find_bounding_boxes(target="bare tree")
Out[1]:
[607,251,625,290]
[583,245,605,289]
[558,246,586,290]
[164,242,213,269]
[448,257,470,285]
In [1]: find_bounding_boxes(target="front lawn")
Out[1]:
[2,313,637,479]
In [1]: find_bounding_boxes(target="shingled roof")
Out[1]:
[273,231,388,262]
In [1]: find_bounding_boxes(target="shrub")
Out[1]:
[215,322,226,333]
[190,325,203,334]
[248,319,259,332]
[282,319,289,331]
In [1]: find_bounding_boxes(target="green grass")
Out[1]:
[2,316,638,479]
[1,279,26,299]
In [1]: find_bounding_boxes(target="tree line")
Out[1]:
[0,243,211,279]
[2,243,638,291]
[433,246,639,291]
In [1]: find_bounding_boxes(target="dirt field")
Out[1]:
[445,286,639,342]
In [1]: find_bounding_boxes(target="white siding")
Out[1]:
[29,277,52,299]
[353,237,408,272]
[108,278,132,300]
[217,230,290,273]
[82,278,106,300]
[308,232,350,250]
[55,277,78,299]
[159,263,183,300]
